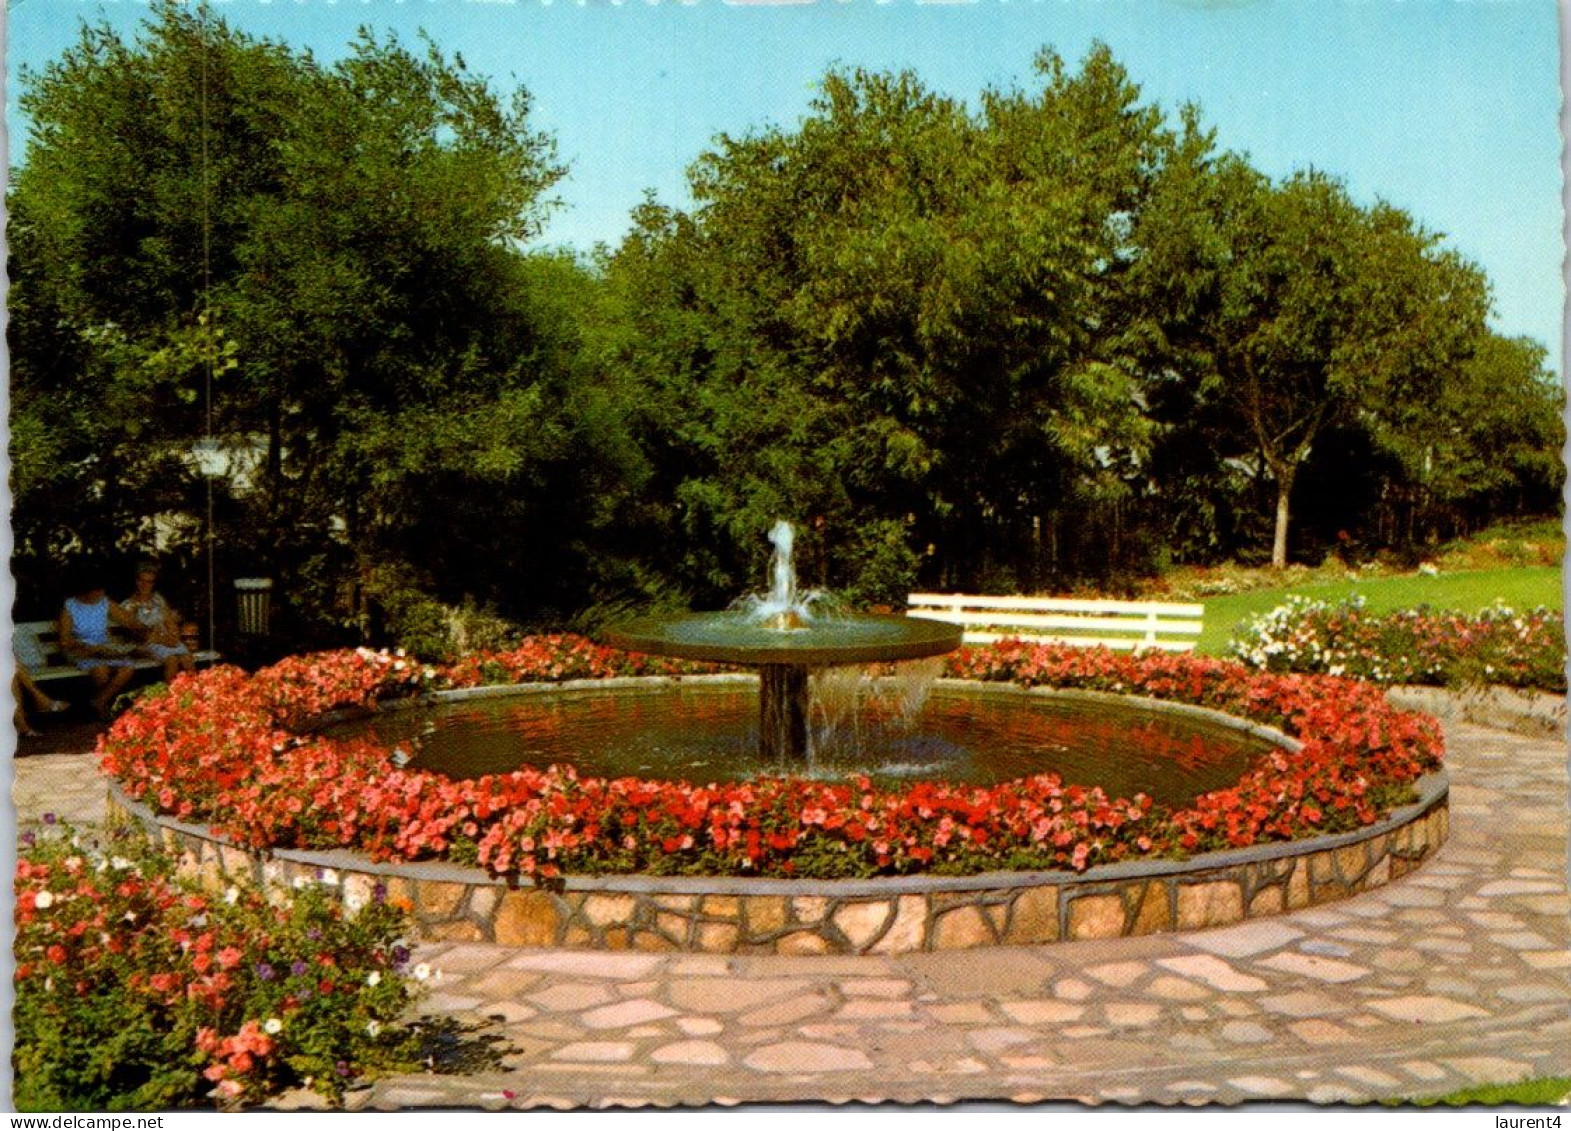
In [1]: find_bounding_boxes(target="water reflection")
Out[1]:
[326,683,1275,810]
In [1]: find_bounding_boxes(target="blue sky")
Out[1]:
[7,0,1564,365]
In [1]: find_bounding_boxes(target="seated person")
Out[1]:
[12,666,68,739]
[59,579,141,718]
[123,562,197,682]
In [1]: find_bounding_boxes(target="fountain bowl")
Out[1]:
[601,611,963,668]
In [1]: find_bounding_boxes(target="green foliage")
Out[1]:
[1397,1077,1571,1107]
[1134,150,1501,567]
[1381,334,1565,534]
[1434,519,1564,570]
[838,518,922,608]
[8,16,1560,625]
[13,822,421,1110]
[376,590,453,662]
[8,1,641,634]
[370,576,522,662]
[600,45,1178,599]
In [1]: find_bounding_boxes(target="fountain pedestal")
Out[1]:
[759,664,809,762]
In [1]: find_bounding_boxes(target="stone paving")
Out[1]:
[12,710,1569,1108]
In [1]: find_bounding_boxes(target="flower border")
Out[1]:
[98,637,1444,881]
[1228,596,1565,692]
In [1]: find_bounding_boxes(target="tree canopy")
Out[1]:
[10,2,623,634]
[9,18,1560,649]
[597,48,1181,601]
[1134,159,1500,566]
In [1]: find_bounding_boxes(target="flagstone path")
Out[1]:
[14,708,1568,1108]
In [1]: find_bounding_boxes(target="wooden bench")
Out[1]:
[906,593,1204,653]
[14,620,221,686]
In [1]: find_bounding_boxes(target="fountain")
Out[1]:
[601,521,963,763]
[102,515,1450,953]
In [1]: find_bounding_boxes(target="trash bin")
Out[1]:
[234,578,274,635]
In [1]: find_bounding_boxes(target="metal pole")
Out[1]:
[201,3,216,654]
[207,475,216,654]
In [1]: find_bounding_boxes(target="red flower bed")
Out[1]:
[98,638,1444,880]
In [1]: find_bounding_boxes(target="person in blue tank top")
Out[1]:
[58,577,141,718]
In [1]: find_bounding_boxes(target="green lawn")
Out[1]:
[1395,1076,1571,1107]
[1194,566,1563,656]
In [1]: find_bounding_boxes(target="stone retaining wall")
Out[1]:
[106,773,1447,954]
[1387,685,1566,740]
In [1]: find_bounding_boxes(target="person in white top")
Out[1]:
[124,562,197,683]
[58,578,141,718]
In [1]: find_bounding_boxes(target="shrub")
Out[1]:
[838,517,921,608]
[379,590,522,663]
[1227,596,1566,693]
[13,822,423,1111]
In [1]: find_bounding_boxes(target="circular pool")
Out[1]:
[322,678,1278,809]
[99,643,1450,954]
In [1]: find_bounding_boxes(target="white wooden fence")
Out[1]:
[906,593,1204,653]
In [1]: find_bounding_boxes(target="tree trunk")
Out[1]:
[1271,468,1294,569]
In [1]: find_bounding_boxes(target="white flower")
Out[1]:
[413,963,432,981]
[34,891,54,910]
[366,1021,382,1038]
[320,869,340,886]
[224,886,240,905]
[292,877,309,890]
[366,971,381,987]
[110,856,132,871]
[264,1017,283,1035]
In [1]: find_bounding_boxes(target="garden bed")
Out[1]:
[1228,597,1564,692]
[100,636,1439,852]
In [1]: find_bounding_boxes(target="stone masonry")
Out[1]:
[107,776,1447,954]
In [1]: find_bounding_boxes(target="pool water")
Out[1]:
[326,683,1275,808]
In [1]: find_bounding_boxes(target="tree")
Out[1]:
[1140,161,1494,567]
[601,45,1176,600]
[8,2,585,634]
[1372,332,1564,542]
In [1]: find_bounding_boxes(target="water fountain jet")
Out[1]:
[601,521,962,763]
